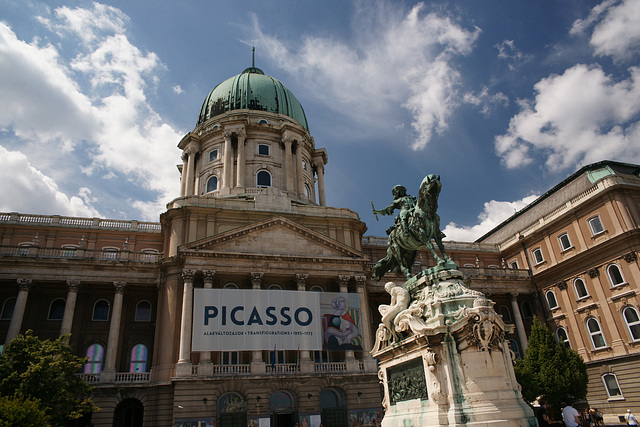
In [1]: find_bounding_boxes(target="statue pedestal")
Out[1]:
[372,269,536,427]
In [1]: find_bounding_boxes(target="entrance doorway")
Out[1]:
[272,411,295,427]
[113,398,143,427]
[270,390,297,427]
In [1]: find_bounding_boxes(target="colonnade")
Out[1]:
[178,129,327,206]
[3,278,128,383]
[175,269,374,377]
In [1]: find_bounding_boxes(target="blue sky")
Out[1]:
[1,0,639,240]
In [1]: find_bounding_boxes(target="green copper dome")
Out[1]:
[197,66,309,130]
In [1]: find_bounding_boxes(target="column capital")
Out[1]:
[202,270,216,284]
[235,129,247,140]
[113,281,127,293]
[509,292,519,300]
[354,276,367,290]
[338,275,350,291]
[296,273,308,290]
[251,272,264,289]
[17,278,32,291]
[66,280,81,292]
[182,269,197,282]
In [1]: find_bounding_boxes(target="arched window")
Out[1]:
[574,278,589,299]
[218,392,247,426]
[83,343,105,374]
[257,170,271,187]
[129,343,148,373]
[304,184,311,200]
[206,176,218,193]
[499,306,512,322]
[607,264,625,287]
[319,388,347,426]
[310,285,324,292]
[113,398,143,427]
[587,317,606,349]
[258,119,269,125]
[520,301,533,319]
[268,284,282,290]
[545,290,558,310]
[508,339,521,359]
[556,327,571,348]
[623,306,640,341]
[92,299,110,321]
[135,300,152,322]
[602,373,623,398]
[48,298,66,320]
[223,282,238,289]
[532,248,544,265]
[558,233,572,251]
[588,216,604,235]
[1,297,16,320]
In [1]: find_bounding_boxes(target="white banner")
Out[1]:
[191,289,363,352]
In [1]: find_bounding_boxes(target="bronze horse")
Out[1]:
[371,175,451,281]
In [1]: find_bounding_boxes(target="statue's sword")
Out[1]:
[371,201,379,221]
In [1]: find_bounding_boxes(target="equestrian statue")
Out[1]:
[371,174,454,282]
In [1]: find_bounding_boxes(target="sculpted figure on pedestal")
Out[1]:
[378,282,411,342]
[371,174,454,281]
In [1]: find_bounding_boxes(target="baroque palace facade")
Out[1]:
[0,61,638,426]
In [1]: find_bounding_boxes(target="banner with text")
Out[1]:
[191,289,363,352]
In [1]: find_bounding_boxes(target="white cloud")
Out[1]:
[495,40,532,71]
[495,64,640,170]
[0,146,100,217]
[172,85,183,94]
[252,1,480,150]
[463,86,508,117]
[0,4,182,221]
[443,195,538,242]
[571,0,640,61]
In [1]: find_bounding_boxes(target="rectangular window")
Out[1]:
[209,149,218,162]
[222,351,239,365]
[532,248,544,265]
[588,216,605,235]
[509,260,519,269]
[558,233,572,251]
[258,144,270,156]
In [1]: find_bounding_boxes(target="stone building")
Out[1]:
[477,160,640,424]
[0,58,637,426]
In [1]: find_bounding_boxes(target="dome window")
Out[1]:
[257,170,272,188]
[209,149,218,162]
[258,119,269,125]
[258,144,270,156]
[206,176,218,193]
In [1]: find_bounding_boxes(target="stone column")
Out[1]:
[355,276,376,371]
[180,152,188,196]
[338,275,358,371]
[315,162,326,206]
[236,131,246,189]
[283,137,294,192]
[184,147,196,196]
[198,271,215,376]
[177,270,195,376]
[222,131,233,192]
[295,142,305,197]
[296,274,314,373]
[5,279,31,344]
[60,280,80,337]
[510,293,528,352]
[101,281,126,383]
[250,272,265,374]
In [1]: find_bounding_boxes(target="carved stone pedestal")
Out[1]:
[372,268,536,427]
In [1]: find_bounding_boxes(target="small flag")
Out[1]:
[295,345,300,376]
[271,345,276,368]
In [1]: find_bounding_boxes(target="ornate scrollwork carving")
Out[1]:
[623,252,637,263]
[556,281,567,290]
[587,268,600,278]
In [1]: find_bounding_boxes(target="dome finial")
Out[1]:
[252,46,255,68]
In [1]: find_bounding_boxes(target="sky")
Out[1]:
[1,0,639,241]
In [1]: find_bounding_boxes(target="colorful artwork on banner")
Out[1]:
[192,289,362,351]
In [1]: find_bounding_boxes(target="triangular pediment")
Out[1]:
[180,216,363,259]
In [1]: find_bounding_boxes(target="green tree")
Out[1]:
[514,316,588,407]
[0,331,98,426]
[0,395,48,427]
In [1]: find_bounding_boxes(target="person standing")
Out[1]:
[626,409,638,426]
[562,401,581,427]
